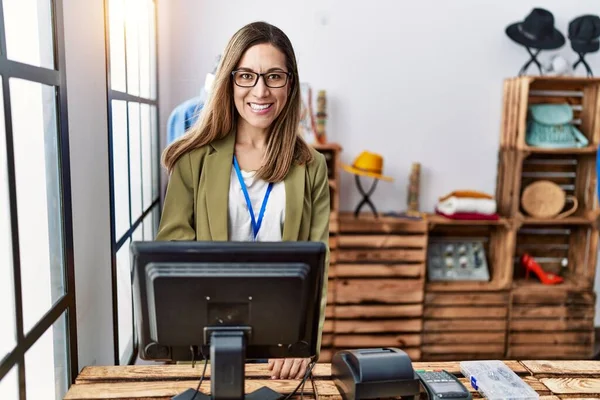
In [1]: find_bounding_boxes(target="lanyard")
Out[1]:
[233,155,273,241]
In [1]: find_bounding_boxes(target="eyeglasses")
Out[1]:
[231,70,292,88]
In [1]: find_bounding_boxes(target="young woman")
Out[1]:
[156,21,330,380]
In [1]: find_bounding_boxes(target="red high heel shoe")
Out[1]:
[521,253,564,285]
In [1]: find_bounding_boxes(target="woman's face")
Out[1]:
[232,43,290,131]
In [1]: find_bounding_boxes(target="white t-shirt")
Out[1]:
[227,167,286,241]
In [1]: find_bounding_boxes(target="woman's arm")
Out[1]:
[155,152,196,241]
[309,152,331,360]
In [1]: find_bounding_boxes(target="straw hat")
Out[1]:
[342,151,393,182]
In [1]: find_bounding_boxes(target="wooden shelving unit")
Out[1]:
[419,76,600,361]
[314,77,599,362]
[499,76,600,360]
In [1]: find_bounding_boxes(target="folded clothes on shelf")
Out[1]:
[435,190,499,220]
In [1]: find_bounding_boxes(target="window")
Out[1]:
[0,0,77,398]
[105,0,159,365]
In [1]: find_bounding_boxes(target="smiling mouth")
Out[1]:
[248,102,273,112]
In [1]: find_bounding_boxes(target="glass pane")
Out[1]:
[138,0,151,99]
[125,0,140,96]
[0,79,17,360]
[143,205,158,241]
[149,0,157,100]
[128,103,142,220]
[141,104,152,210]
[0,365,19,399]
[116,240,133,364]
[150,105,159,202]
[112,100,130,239]
[132,223,143,242]
[25,312,68,400]
[10,79,64,334]
[108,0,127,92]
[4,0,54,69]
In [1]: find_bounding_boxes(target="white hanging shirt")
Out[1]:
[227,167,286,242]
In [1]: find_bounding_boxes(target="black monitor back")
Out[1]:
[131,241,327,362]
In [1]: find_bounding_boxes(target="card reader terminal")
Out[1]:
[416,369,472,400]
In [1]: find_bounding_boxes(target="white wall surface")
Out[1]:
[62,0,114,370]
[157,0,600,325]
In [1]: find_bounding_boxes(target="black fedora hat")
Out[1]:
[569,15,600,54]
[506,8,565,50]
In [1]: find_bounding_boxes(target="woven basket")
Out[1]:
[521,180,578,219]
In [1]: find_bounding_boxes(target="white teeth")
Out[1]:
[249,103,272,111]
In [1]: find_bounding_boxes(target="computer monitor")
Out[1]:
[130,240,327,400]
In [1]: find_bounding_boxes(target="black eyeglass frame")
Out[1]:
[231,70,293,88]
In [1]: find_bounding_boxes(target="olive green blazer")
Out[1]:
[155,131,330,358]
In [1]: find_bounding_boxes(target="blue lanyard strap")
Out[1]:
[233,155,274,240]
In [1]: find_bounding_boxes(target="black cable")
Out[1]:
[309,368,319,400]
[282,360,317,400]
[189,346,208,400]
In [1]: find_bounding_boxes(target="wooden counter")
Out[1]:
[64,360,600,399]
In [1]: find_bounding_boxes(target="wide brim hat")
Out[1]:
[342,151,393,182]
[569,15,600,54]
[506,8,565,50]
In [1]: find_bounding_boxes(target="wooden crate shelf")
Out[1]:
[501,76,600,150]
[330,212,427,361]
[425,223,515,292]
[507,285,596,359]
[422,292,508,361]
[497,151,598,218]
[513,223,598,289]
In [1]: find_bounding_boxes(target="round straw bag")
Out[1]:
[521,180,578,219]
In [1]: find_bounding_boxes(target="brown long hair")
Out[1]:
[162,21,313,182]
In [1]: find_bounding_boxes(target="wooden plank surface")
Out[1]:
[334,263,424,278]
[66,359,600,399]
[424,306,507,319]
[335,278,424,304]
[540,378,600,397]
[508,345,594,359]
[334,318,423,333]
[424,319,506,332]
[337,248,426,263]
[422,332,506,345]
[425,292,509,305]
[339,213,428,234]
[65,380,339,400]
[333,333,422,347]
[336,304,423,318]
[521,360,600,376]
[510,331,594,345]
[338,234,427,248]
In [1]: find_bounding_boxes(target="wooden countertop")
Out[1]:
[64,360,600,399]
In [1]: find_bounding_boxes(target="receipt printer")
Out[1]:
[332,348,421,400]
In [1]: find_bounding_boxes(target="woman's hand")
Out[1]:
[268,358,309,379]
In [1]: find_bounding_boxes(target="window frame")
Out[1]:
[103,0,160,365]
[0,0,79,393]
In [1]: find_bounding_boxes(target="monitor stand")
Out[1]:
[172,328,283,400]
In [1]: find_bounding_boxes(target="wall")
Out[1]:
[62,0,114,370]
[158,0,600,325]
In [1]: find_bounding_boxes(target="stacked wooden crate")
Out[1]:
[422,216,513,361]
[312,143,342,362]
[497,76,600,359]
[331,213,428,361]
